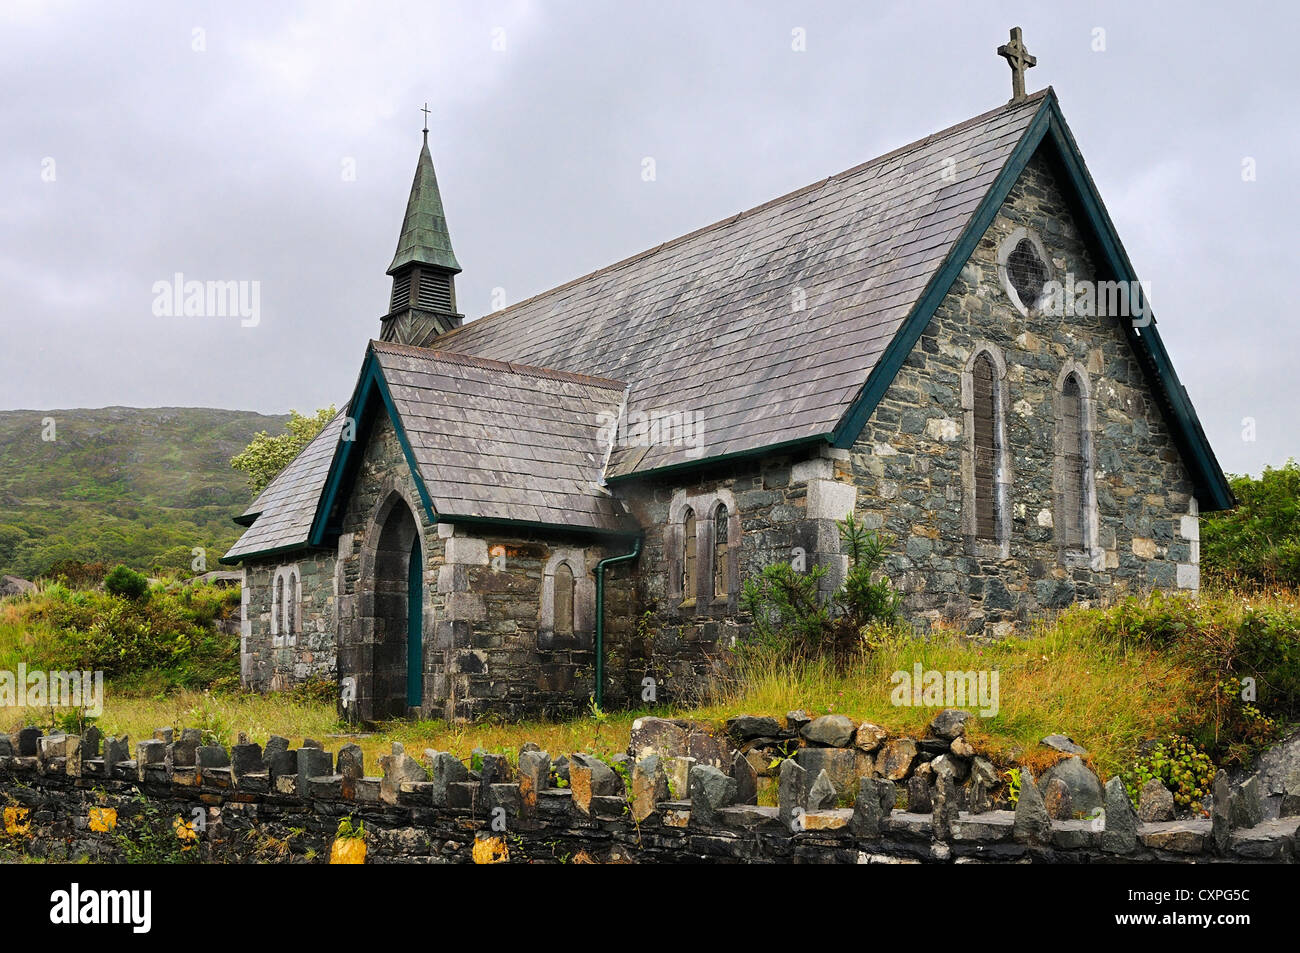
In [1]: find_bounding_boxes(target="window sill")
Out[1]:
[968,540,1009,560]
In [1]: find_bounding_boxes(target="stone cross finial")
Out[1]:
[997,27,1036,102]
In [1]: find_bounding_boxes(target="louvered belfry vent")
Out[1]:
[390,275,411,312]
[417,270,453,313]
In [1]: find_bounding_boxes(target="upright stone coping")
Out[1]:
[378,743,427,805]
[688,764,736,825]
[1101,776,1138,854]
[336,743,365,780]
[778,757,806,828]
[426,751,469,807]
[1,724,1294,863]
[568,753,620,815]
[517,749,550,813]
[232,742,264,778]
[1013,768,1053,845]
[632,754,669,823]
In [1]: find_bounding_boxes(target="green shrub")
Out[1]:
[33,586,238,689]
[104,564,149,600]
[43,559,108,588]
[1124,736,1215,814]
[739,514,898,666]
[739,561,830,663]
[1203,460,1300,588]
[1092,591,1299,764]
[837,512,901,632]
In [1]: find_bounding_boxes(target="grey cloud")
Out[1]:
[1,0,1296,476]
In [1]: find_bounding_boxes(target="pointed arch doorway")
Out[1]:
[362,493,424,719]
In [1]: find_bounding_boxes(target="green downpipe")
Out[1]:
[593,536,642,709]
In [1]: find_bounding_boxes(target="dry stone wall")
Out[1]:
[2,713,1292,865]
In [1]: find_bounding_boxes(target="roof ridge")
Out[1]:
[430,89,1051,348]
[370,339,628,390]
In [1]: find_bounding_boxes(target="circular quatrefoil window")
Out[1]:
[997,227,1051,315]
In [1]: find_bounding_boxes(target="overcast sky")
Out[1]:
[2,0,1296,477]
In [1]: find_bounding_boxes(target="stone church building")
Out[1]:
[222,54,1232,722]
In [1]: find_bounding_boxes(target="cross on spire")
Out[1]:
[997,27,1036,102]
[420,102,430,141]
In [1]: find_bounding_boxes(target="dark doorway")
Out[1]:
[371,497,422,717]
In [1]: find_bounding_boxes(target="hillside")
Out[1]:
[0,407,289,577]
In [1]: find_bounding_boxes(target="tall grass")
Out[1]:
[698,613,1199,779]
[0,586,1294,783]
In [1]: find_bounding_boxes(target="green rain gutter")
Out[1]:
[593,536,642,709]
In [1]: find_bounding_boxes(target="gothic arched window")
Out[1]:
[286,570,298,636]
[713,502,730,600]
[272,574,284,639]
[1057,370,1094,553]
[963,346,1010,557]
[682,508,697,603]
[553,563,575,636]
[972,352,1000,541]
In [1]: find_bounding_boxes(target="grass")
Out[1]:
[1,588,1296,785]
[0,600,61,674]
[0,690,654,772]
[699,613,1200,780]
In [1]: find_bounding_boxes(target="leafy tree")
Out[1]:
[230,406,336,496]
[1202,459,1300,589]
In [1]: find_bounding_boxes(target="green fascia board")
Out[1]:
[829,90,1234,512]
[603,434,829,485]
[307,346,439,547]
[218,542,328,566]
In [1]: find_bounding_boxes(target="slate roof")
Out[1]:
[224,86,1231,563]
[225,94,1046,562]
[223,409,350,561]
[366,341,636,532]
[432,92,1047,477]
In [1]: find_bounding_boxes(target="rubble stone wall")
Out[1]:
[2,715,1291,865]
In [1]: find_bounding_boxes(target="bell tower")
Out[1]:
[381,106,463,346]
